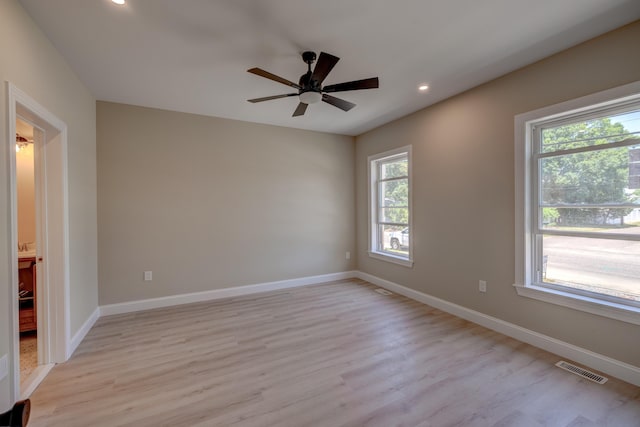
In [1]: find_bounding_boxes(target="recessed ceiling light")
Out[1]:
[112,0,125,5]
[418,84,429,91]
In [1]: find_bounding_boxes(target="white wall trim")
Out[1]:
[7,82,70,403]
[7,81,21,406]
[367,251,414,268]
[514,80,640,325]
[64,270,638,388]
[367,145,414,268]
[514,283,640,326]
[67,307,100,358]
[100,271,358,316]
[356,271,640,387]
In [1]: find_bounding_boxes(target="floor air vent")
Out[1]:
[555,361,608,384]
[374,288,393,296]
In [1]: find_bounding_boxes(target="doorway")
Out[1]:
[8,82,70,402]
[15,118,39,392]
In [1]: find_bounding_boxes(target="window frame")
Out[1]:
[514,81,640,325]
[368,145,413,267]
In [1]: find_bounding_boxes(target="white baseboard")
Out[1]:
[77,269,639,387]
[356,271,640,387]
[67,306,100,358]
[100,271,358,316]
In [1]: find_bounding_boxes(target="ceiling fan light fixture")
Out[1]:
[299,91,322,105]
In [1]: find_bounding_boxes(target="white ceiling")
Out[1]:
[19,0,640,136]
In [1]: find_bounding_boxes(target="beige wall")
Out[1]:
[16,143,36,245]
[0,0,98,409]
[356,21,640,367]
[97,102,355,305]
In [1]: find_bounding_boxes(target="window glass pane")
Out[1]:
[370,148,411,262]
[541,109,640,154]
[541,207,640,232]
[542,235,640,302]
[380,179,408,207]
[540,144,640,206]
[631,147,640,189]
[378,224,409,257]
[380,207,409,224]
[381,157,408,179]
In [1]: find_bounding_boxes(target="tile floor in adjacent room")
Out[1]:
[20,332,38,391]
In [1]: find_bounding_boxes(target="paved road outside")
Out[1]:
[544,233,640,301]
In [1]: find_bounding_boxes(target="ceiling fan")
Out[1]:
[247,51,379,117]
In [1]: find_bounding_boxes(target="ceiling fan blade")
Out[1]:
[248,93,298,103]
[311,52,340,85]
[322,77,379,93]
[247,68,301,89]
[322,94,356,112]
[292,102,308,117]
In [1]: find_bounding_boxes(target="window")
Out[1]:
[368,146,413,267]
[515,82,640,324]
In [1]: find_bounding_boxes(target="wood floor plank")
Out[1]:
[27,279,640,426]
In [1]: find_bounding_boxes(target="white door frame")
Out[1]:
[7,82,70,401]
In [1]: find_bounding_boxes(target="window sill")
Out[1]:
[368,251,414,268]
[513,283,640,326]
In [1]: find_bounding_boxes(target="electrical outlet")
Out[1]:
[346,251,351,260]
[479,280,487,293]
[144,271,152,281]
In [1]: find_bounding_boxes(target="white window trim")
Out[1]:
[367,145,414,268]
[514,81,640,326]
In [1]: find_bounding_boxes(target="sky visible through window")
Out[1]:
[613,111,640,133]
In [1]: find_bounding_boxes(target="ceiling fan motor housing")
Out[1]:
[302,51,317,64]
[299,71,321,90]
[299,51,322,98]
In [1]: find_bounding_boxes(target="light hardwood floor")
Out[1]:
[28,279,640,426]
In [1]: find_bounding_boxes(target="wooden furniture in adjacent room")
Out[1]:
[18,255,37,333]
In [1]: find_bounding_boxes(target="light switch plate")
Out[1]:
[144,271,152,281]
[0,354,8,382]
